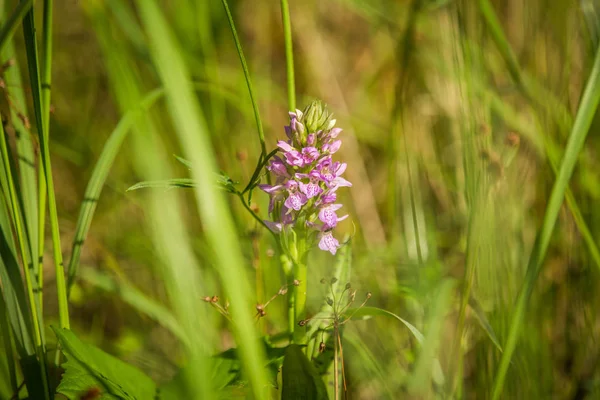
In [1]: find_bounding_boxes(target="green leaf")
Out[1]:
[343,306,424,343]
[52,327,156,400]
[282,344,328,400]
[158,342,287,399]
[126,178,197,191]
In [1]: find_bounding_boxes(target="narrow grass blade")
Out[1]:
[133,2,269,398]
[491,44,600,400]
[127,178,197,191]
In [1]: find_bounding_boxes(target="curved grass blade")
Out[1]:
[343,306,424,343]
[491,43,600,400]
[67,82,243,292]
[66,88,163,293]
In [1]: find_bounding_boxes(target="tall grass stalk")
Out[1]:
[134,1,270,398]
[280,0,296,111]
[491,43,600,400]
[22,6,70,331]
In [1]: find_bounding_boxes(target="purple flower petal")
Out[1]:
[318,231,340,255]
[329,177,352,188]
[267,157,290,177]
[258,184,283,194]
[299,181,323,199]
[327,140,342,154]
[329,128,342,138]
[320,192,337,204]
[284,192,308,211]
[278,140,295,152]
[264,220,282,233]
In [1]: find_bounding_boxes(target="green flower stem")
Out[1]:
[279,0,295,111]
[290,233,308,344]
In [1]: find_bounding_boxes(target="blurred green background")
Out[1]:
[3,0,600,398]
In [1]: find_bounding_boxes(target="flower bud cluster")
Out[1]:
[259,101,351,255]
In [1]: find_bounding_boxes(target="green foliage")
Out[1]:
[53,327,156,399]
[282,345,328,400]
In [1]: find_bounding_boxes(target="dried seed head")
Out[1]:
[320,278,327,284]
[211,296,219,303]
[293,279,300,286]
[330,277,338,284]
[2,59,15,70]
[319,341,326,353]
[348,290,357,304]
[259,309,267,317]
[266,248,275,257]
[256,304,264,312]
[202,296,212,302]
[326,297,334,306]
[278,286,288,295]
[236,150,248,161]
[505,132,520,147]
[345,283,351,290]
[366,292,372,299]
[298,319,308,326]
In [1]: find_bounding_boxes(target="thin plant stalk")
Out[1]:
[219,0,267,158]
[333,325,339,400]
[280,0,295,111]
[36,0,54,315]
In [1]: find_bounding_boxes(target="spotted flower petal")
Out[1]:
[318,231,340,255]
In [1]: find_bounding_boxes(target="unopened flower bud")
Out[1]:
[326,297,334,306]
[298,319,308,326]
[330,277,338,284]
[320,278,327,284]
[366,292,372,299]
[303,100,332,133]
[345,283,351,290]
